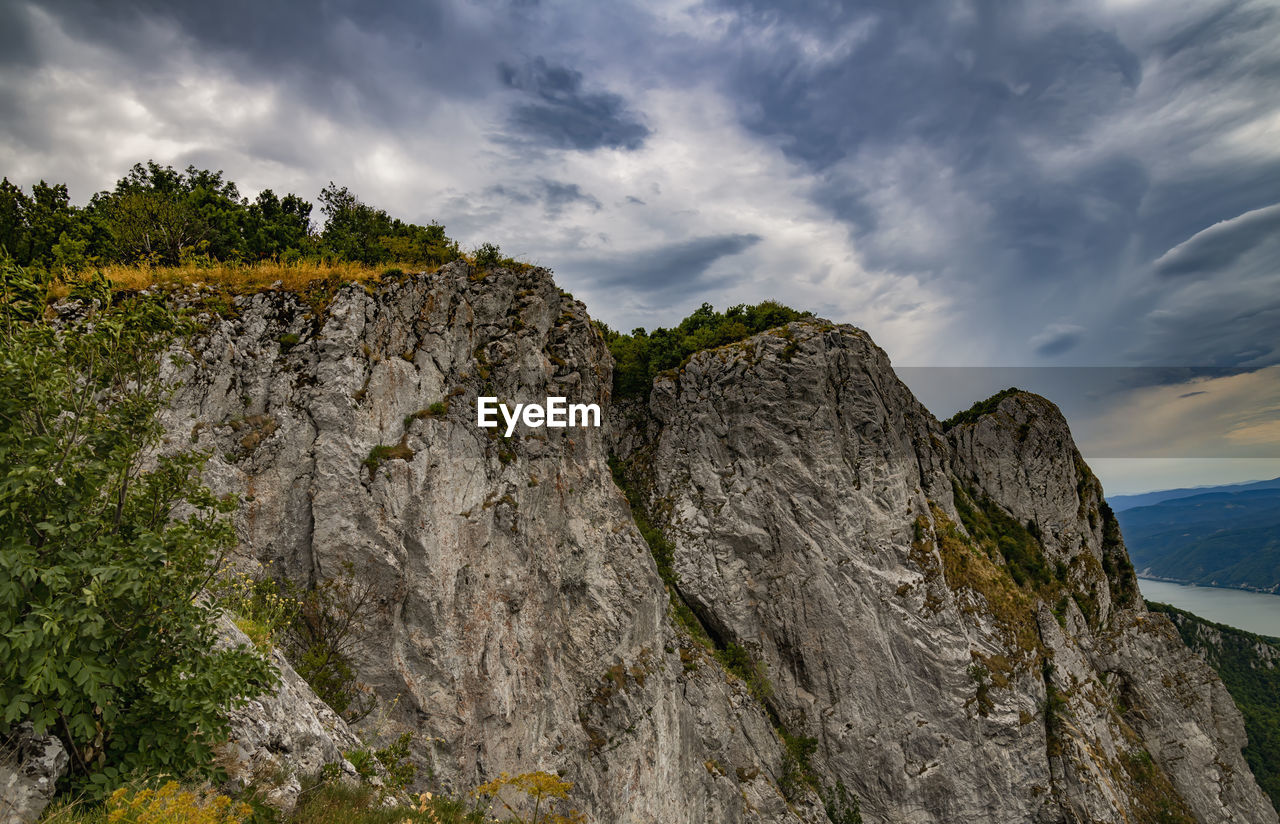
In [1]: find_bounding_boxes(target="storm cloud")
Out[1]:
[3,0,1280,490]
[498,58,651,151]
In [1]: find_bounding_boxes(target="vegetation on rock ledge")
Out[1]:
[598,300,810,398]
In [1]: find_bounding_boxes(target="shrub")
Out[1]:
[822,780,863,824]
[0,262,275,794]
[363,443,415,477]
[217,566,299,652]
[716,643,773,706]
[284,563,379,723]
[778,730,818,802]
[472,243,502,269]
[940,387,1023,430]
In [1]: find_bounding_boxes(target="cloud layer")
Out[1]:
[3,0,1279,489]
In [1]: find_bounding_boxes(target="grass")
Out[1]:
[37,778,491,824]
[47,253,540,303]
[54,259,398,298]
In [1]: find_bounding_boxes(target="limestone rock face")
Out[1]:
[217,617,363,814]
[161,267,1275,823]
[618,321,1275,824]
[163,263,820,824]
[0,724,69,824]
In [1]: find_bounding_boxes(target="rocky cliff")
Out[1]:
[161,263,1275,823]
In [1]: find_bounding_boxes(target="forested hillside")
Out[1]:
[1118,489,1280,591]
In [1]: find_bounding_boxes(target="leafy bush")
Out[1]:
[952,481,1052,589]
[0,263,275,793]
[777,730,818,802]
[343,732,416,795]
[217,566,298,652]
[472,243,502,269]
[598,300,811,398]
[0,164,464,273]
[822,780,863,824]
[716,643,773,706]
[363,443,415,477]
[283,563,379,723]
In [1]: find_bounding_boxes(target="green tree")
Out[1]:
[600,300,811,397]
[0,178,28,260]
[0,261,275,792]
[243,189,313,260]
[108,189,207,266]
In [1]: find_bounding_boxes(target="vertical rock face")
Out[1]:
[617,320,1276,824]
[164,263,822,824]
[163,266,1275,823]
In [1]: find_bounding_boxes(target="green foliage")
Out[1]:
[42,776,489,824]
[0,164,466,277]
[1099,501,1140,606]
[777,730,818,802]
[952,481,1052,589]
[940,387,1023,430]
[472,242,503,269]
[319,184,459,267]
[1147,601,1280,813]
[216,566,298,652]
[1116,489,1280,592]
[363,443,415,477]
[0,267,275,793]
[716,643,774,706]
[821,780,863,824]
[598,300,811,398]
[1040,660,1069,756]
[343,732,416,795]
[283,563,379,723]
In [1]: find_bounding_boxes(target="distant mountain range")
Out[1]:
[1109,476,1280,512]
[1113,479,1280,592]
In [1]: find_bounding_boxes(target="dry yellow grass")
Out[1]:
[97,259,418,294]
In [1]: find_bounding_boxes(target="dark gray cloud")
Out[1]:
[498,58,650,151]
[702,0,1279,369]
[1030,325,1086,357]
[580,233,762,291]
[484,179,601,217]
[3,0,1279,384]
[1153,204,1280,278]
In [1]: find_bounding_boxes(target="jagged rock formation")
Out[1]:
[161,264,1276,823]
[163,262,824,824]
[216,617,363,814]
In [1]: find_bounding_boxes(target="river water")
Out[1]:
[1138,578,1280,639]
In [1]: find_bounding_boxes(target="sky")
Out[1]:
[1,0,1278,494]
